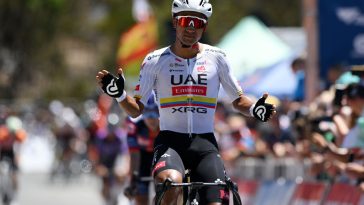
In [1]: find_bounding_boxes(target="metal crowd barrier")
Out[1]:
[233,157,313,181]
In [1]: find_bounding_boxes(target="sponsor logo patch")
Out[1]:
[172,107,207,113]
[169,69,184,72]
[171,74,207,85]
[147,52,171,60]
[174,63,184,67]
[172,86,207,96]
[196,60,207,66]
[197,66,206,72]
[220,190,229,200]
[152,161,166,175]
[161,154,170,158]
[205,48,227,57]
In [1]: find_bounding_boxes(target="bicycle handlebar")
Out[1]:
[157,181,227,188]
[155,178,242,205]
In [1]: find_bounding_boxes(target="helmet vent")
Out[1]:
[173,3,178,7]
[186,0,189,4]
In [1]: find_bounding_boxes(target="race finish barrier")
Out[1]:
[289,182,327,205]
[233,157,312,181]
[232,158,364,205]
[255,179,296,205]
[323,183,364,205]
[236,180,259,205]
[235,179,364,205]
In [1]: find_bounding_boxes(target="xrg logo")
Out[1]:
[172,107,207,113]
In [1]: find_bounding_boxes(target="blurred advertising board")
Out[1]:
[289,182,327,205]
[318,0,364,78]
[254,180,296,205]
[236,180,260,205]
[323,183,363,205]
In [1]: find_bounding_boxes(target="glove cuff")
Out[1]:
[116,90,127,102]
[249,103,255,117]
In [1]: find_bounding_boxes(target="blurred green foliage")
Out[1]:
[0,0,300,103]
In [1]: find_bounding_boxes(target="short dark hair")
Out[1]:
[347,81,364,99]
[351,65,364,77]
[291,57,305,68]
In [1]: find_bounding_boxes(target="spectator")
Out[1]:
[291,57,306,102]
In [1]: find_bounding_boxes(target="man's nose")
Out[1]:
[185,26,196,33]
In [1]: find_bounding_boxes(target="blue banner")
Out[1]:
[318,0,364,78]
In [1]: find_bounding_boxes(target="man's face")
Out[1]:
[347,96,364,115]
[173,11,207,47]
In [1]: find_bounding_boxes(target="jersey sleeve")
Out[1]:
[216,51,244,101]
[133,54,157,105]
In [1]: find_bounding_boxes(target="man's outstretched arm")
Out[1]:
[232,94,254,116]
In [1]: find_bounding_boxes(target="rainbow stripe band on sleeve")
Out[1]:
[160,96,217,109]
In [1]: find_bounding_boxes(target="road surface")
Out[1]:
[16,173,130,205]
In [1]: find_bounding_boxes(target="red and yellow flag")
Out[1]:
[117,17,158,77]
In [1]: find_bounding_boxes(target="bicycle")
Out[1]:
[124,171,154,205]
[127,170,242,205]
[0,157,15,205]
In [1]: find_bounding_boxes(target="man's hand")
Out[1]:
[345,162,364,179]
[124,185,137,199]
[312,132,328,150]
[95,164,109,177]
[96,68,125,98]
[251,93,276,122]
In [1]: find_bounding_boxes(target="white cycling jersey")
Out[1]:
[134,44,243,134]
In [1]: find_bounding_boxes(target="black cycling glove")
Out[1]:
[101,73,125,98]
[251,95,275,122]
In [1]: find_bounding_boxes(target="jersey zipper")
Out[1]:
[187,58,193,138]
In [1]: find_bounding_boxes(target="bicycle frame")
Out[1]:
[126,171,242,205]
[155,178,241,205]
[0,157,15,205]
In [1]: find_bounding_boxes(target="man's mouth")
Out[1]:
[183,35,195,39]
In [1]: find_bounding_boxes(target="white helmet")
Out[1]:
[172,0,212,18]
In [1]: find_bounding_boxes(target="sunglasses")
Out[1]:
[176,16,207,29]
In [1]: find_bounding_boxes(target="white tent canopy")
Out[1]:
[217,16,298,99]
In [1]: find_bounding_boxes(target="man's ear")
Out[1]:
[203,23,208,32]
[172,18,177,29]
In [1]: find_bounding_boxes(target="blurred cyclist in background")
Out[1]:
[93,124,129,205]
[124,94,160,205]
[49,101,90,183]
[0,112,27,201]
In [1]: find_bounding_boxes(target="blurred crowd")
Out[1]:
[213,61,364,192]
[1,61,364,204]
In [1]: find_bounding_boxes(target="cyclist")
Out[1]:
[125,94,160,205]
[93,124,129,205]
[96,0,276,204]
[0,115,26,202]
